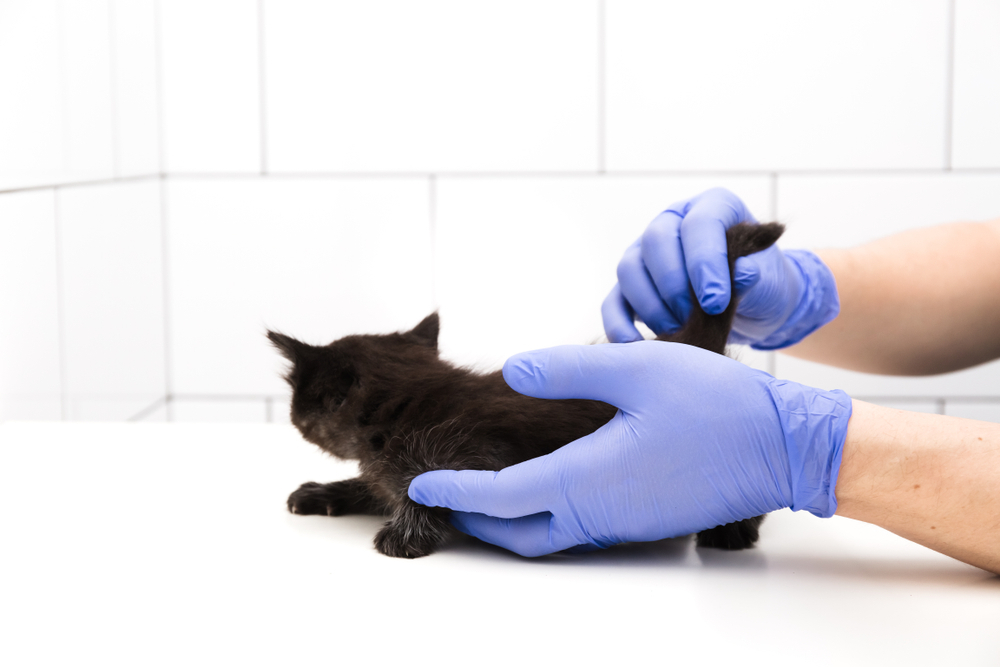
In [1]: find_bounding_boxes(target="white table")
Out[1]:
[1,422,997,666]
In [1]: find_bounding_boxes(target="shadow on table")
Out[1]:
[758,554,1000,588]
[441,532,742,568]
[442,533,1000,588]
[282,507,999,588]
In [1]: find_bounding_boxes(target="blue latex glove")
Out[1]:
[602,187,840,350]
[408,341,852,557]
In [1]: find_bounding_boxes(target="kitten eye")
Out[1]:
[325,395,347,412]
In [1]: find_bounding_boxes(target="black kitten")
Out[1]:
[271,222,784,558]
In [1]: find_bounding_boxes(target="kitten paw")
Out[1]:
[287,481,350,516]
[374,522,437,559]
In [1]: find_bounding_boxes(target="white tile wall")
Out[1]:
[0,191,62,420]
[434,175,771,368]
[0,1,81,190]
[606,0,949,171]
[166,177,433,395]
[0,0,157,190]
[264,0,599,172]
[171,397,267,423]
[61,0,116,183]
[111,0,161,177]
[57,181,166,420]
[729,345,774,375]
[159,0,260,172]
[65,397,161,422]
[775,172,1000,249]
[2,1,1000,422]
[952,0,1000,168]
[268,394,291,424]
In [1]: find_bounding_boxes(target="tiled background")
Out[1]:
[1,0,999,424]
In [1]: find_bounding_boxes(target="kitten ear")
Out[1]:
[267,330,308,362]
[406,312,439,349]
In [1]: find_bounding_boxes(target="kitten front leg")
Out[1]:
[374,502,453,559]
[287,478,386,517]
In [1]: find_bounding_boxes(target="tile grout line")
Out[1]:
[153,0,166,176]
[429,174,437,309]
[108,0,120,179]
[126,395,169,422]
[943,0,956,171]
[0,174,160,196]
[944,0,956,171]
[159,176,174,422]
[152,0,169,422]
[766,173,781,383]
[769,171,778,221]
[258,0,268,175]
[56,0,71,179]
[767,171,778,381]
[145,166,1000,180]
[52,189,69,420]
[173,394,286,400]
[596,0,606,174]
[4,165,999,199]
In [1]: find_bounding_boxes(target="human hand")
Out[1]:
[408,341,852,556]
[602,187,839,349]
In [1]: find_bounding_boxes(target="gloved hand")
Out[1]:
[408,341,853,557]
[602,187,840,349]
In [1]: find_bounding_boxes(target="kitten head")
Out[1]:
[267,313,441,460]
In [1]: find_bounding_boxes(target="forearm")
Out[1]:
[784,219,1000,375]
[835,400,1000,574]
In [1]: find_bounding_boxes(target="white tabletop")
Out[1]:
[1,422,997,666]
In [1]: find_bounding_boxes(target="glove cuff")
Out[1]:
[767,381,853,518]
[749,250,840,351]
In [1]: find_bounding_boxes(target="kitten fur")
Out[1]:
[271,221,785,558]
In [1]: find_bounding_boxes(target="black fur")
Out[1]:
[272,222,784,558]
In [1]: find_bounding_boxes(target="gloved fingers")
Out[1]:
[640,210,694,329]
[679,188,757,315]
[450,511,575,557]
[731,245,792,323]
[616,244,678,336]
[408,462,553,518]
[503,342,661,412]
[732,255,762,298]
[733,251,785,338]
[601,284,643,343]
